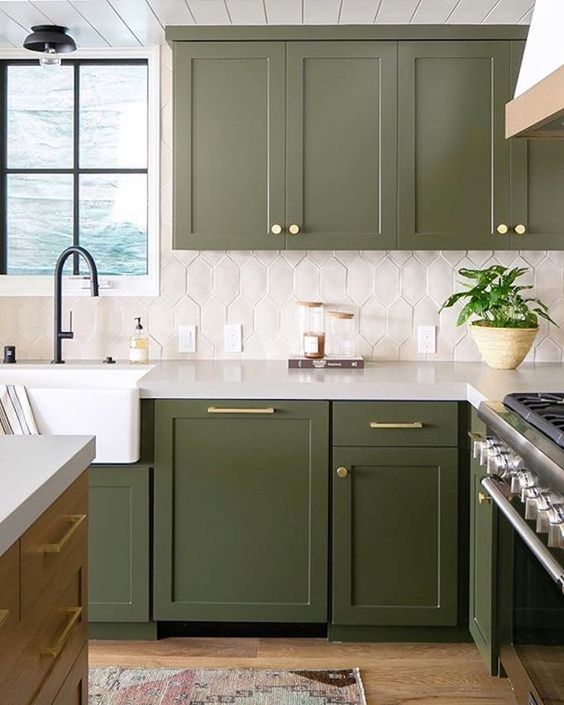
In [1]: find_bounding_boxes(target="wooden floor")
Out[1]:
[89,638,518,705]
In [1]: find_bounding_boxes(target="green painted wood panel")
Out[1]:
[89,465,151,623]
[398,41,511,250]
[332,446,458,626]
[153,400,329,622]
[509,42,564,249]
[173,42,285,250]
[468,410,498,674]
[286,42,397,249]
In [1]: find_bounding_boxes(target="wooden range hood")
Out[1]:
[506,0,564,139]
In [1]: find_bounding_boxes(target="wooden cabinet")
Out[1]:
[0,473,88,705]
[89,465,151,623]
[153,400,329,622]
[468,409,498,674]
[173,40,396,250]
[332,402,459,627]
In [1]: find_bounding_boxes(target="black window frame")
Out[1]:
[0,58,149,276]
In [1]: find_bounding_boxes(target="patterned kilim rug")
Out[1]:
[88,667,367,704]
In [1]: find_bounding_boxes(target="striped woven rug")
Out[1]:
[88,667,366,704]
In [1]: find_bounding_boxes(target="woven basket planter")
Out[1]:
[470,324,538,370]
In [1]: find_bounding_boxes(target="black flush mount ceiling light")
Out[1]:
[23,25,76,67]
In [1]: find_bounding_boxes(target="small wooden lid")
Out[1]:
[296,301,323,308]
[327,311,354,319]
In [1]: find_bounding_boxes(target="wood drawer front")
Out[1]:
[2,543,86,705]
[333,401,458,447]
[21,473,88,612]
[48,645,88,705]
[0,542,20,645]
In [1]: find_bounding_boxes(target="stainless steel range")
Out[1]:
[477,394,564,705]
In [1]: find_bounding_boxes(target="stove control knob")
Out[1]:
[486,450,510,476]
[524,487,543,521]
[480,437,501,467]
[547,503,564,549]
[536,492,560,533]
[517,469,539,500]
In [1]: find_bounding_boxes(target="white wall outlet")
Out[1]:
[224,324,242,353]
[417,325,437,354]
[178,325,197,353]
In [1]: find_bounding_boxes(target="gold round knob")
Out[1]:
[336,467,349,479]
[271,224,282,235]
[514,224,527,235]
[288,224,301,236]
[478,492,491,505]
[496,224,509,235]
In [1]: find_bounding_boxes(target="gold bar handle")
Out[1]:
[40,607,82,658]
[44,514,86,554]
[207,407,275,415]
[0,609,9,630]
[370,421,423,429]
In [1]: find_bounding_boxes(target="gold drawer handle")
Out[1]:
[44,514,86,554]
[0,609,9,630]
[40,607,82,658]
[479,492,491,505]
[207,407,275,415]
[370,421,423,429]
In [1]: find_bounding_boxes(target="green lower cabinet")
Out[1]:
[332,447,458,626]
[153,400,329,622]
[88,465,151,623]
[468,411,498,674]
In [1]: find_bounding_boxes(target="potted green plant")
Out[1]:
[440,265,556,369]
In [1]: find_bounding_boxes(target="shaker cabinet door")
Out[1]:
[173,42,285,250]
[332,446,459,627]
[286,42,397,249]
[398,41,511,250]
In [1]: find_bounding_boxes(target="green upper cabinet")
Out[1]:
[509,42,564,249]
[398,41,511,250]
[153,400,329,622]
[173,42,285,250]
[285,42,397,249]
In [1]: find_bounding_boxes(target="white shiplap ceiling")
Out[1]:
[0,0,534,48]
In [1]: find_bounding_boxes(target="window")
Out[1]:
[0,54,158,295]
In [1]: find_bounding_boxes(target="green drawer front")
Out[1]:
[333,401,458,447]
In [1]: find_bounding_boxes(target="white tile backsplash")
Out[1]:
[2,44,564,364]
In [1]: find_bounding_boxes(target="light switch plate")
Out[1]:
[224,324,242,353]
[417,326,436,354]
[178,325,197,353]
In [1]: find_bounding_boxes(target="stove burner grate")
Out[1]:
[503,393,564,448]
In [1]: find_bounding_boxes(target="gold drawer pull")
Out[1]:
[207,407,275,415]
[370,421,423,429]
[0,609,9,630]
[44,514,86,554]
[40,607,82,658]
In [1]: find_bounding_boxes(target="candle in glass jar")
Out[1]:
[303,331,326,359]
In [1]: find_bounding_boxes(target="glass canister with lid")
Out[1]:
[296,301,325,359]
[326,311,356,358]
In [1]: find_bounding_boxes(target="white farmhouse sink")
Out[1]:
[0,364,154,463]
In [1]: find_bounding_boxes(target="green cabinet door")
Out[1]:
[468,411,498,674]
[286,42,397,249]
[89,465,151,623]
[154,400,329,622]
[398,41,511,250]
[509,42,564,249]
[173,42,285,250]
[332,446,458,626]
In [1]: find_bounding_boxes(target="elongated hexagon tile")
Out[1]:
[435,333,455,361]
[228,295,254,339]
[161,257,187,305]
[334,251,360,267]
[241,333,267,359]
[241,258,267,304]
[440,251,467,266]
[229,251,252,266]
[254,250,280,266]
[534,256,561,306]
[266,333,290,359]
[295,257,321,302]
[175,296,200,327]
[439,304,467,346]
[187,256,213,304]
[387,298,413,345]
[347,256,374,306]
[428,256,454,306]
[281,250,305,266]
[413,251,438,267]
[255,297,279,343]
[521,251,549,267]
[467,251,493,267]
[201,251,226,266]
[361,250,387,266]
[401,256,426,305]
[400,333,424,361]
[353,334,373,359]
[268,256,294,304]
[413,296,439,327]
[213,256,240,304]
[321,258,347,304]
[201,296,226,345]
[388,251,412,267]
[97,298,122,340]
[373,336,399,359]
[374,258,400,306]
[148,298,174,345]
[359,298,386,344]
[534,336,562,362]
[453,332,480,361]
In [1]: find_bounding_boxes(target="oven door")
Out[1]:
[482,478,564,705]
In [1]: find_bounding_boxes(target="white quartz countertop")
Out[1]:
[0,435,95,557]
[139,360,564,407]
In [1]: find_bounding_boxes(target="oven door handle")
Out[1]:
[481,477,564,595]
